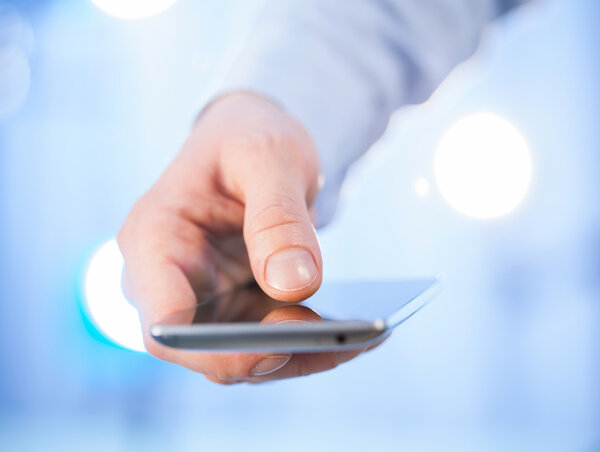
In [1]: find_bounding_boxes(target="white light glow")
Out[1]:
[83,239,145,352]
[414,177,430,197]
[91,0,178,20]
[434,113,532,219]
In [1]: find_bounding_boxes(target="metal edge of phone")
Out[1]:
[151,320,386,352]
[150,278,442,352]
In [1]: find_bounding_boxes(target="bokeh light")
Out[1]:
[434,113,532,219]
[414,177,431,197]
[83,239,145,352]
[91,0,178,20]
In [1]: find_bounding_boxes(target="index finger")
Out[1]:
[117,217,292,379]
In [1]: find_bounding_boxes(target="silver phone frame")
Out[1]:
[150,279,440,352]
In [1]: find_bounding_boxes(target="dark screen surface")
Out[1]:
[157,279,438,327]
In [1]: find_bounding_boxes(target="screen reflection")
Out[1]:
[157,279,437,326]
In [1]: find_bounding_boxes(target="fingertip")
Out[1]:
[205,375,247,385]
[261,305,322,323]
[260,247,322,302]
[250,354,292,377]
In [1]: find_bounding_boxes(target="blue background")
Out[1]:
[0,0,599,450]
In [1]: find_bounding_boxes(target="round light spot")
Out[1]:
[434,113,532,219]
[91,0,178,20]
[83,239,145,352]
[414,177,430,197]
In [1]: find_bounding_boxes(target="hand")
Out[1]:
[118,93,373,384]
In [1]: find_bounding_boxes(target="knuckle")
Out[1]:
[246,197,308,240]
[223,130,291,155]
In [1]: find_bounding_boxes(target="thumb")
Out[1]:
[243,180,322,302]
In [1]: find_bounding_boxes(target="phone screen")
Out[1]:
[157,279,437,327]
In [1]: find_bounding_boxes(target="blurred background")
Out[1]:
[0,0,599,450]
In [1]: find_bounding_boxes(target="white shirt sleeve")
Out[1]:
[221,0,529,226]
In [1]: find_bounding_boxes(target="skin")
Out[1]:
[118,92,380,384]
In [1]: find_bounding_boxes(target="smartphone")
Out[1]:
[150,278,440,353]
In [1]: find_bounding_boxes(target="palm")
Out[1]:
[160,183,255,306]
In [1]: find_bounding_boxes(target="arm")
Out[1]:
[222,0,528,225]
[119,0,528,383]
